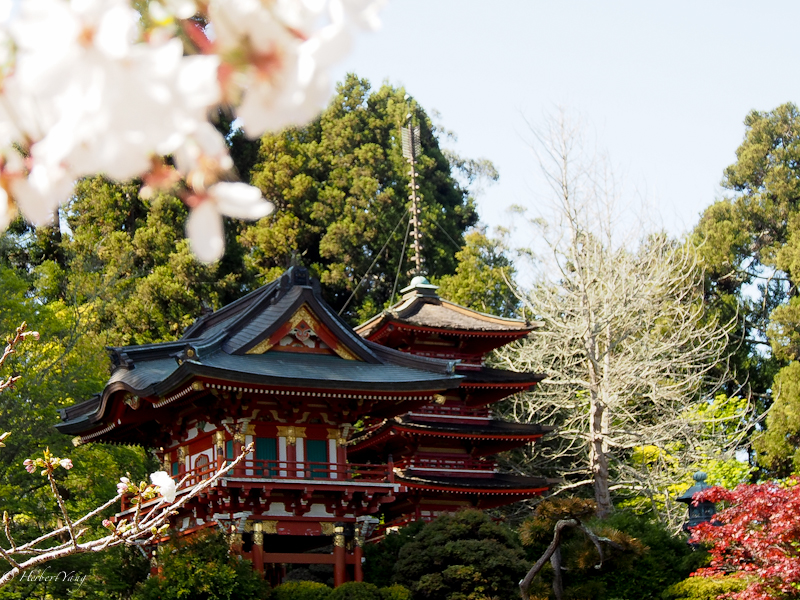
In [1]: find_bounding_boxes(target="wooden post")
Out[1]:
[233,432,245,476]
[333,525,346,587]
[230,528,243,557]
[252,522,264,574]
[354,532,364,582]
[178,446,187,479]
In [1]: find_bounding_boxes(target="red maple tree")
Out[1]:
[690,479,800,600]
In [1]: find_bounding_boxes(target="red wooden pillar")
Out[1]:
[354,542,364,582]
[149,550,161,576]
[233,433,244,476]
[251,523,264,574]
[333,525,346,587]
[178,447,187,478]
[230,530,243,556]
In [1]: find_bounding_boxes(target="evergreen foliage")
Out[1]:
[131,530,271,600]
[273,580,331,600]
[0,266,153,560]
[691,102,800,475]
[391,510,525,600]
[364,521,424,587]
[328,582,381,600]
[519,501,701,600]
[434,229,518,318]
[244,74,479,322]
[661,576,748,600]
[378,584,413,600]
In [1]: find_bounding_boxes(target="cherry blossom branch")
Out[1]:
[0,444,254,587]
[0,322,39,394]
[0,0,385,263]
[2,513,15,552]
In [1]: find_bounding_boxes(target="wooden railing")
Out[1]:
[176,458,393,487]
[412,404,491,419]
[394,455,494,473]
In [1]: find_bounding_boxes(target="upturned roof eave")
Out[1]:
[56,360,464,434]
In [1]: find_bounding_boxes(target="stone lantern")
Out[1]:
[677,471,716,531]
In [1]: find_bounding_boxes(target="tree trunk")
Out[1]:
[519,519,578,600]
[590,396,613,518]
[550,545,564,600]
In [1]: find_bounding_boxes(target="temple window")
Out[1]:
[255,437,278,477]
[305,439,329,479]
[195,454,209,480]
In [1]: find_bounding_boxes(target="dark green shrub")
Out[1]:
[328,581,381,600]
[519,504,706,600]
[131,530,271,600]
[595,510,704,600]
[273,580,332,600]
[364,521,424,586]
[379,584,412,600]
[661,576,747,600]
[392,510,526,600]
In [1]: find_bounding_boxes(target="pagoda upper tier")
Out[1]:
[56,267,463,447]
[356,277,540,366]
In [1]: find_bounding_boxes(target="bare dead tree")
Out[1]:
[495,110,748,524]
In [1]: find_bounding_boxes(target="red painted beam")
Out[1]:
[260,553,357,565]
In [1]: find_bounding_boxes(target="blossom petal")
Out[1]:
[186,201,225,264]
[208,182,274,220]
[149,470,177,502]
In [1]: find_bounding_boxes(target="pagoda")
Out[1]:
[351,277,552,526]
[55,266,465,585]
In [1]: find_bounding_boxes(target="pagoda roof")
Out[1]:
[460,366,545,387]
[56,267,463,437]
[348,415,552,451]
[356,277,540,339]
[395,471,554,495]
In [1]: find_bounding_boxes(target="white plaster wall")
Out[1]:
[278,437,287,477]
[295,438,305,477]
[328,439,338,479]
[245,435,254,476]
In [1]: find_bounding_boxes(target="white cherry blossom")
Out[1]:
[0,0,384,260]
[187,182,274,264]
[150,471,177,503]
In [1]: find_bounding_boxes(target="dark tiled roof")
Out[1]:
[460,366,545,385]
[396,300,531,332]
[356,279,539,337]
[397,415,553,436]
[57,267,463,436]
[395,471,553,492]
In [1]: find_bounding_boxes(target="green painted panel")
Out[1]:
[256,437,277,476]
[306,439,329,479]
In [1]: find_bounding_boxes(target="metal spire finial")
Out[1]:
[402,118,424,277]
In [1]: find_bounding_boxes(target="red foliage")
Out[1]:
[690,479,800,600]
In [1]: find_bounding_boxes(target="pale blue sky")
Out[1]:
[332,1,800,245]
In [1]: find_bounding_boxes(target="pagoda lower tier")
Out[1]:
[55,267,467,587]
[118,453,400,585]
